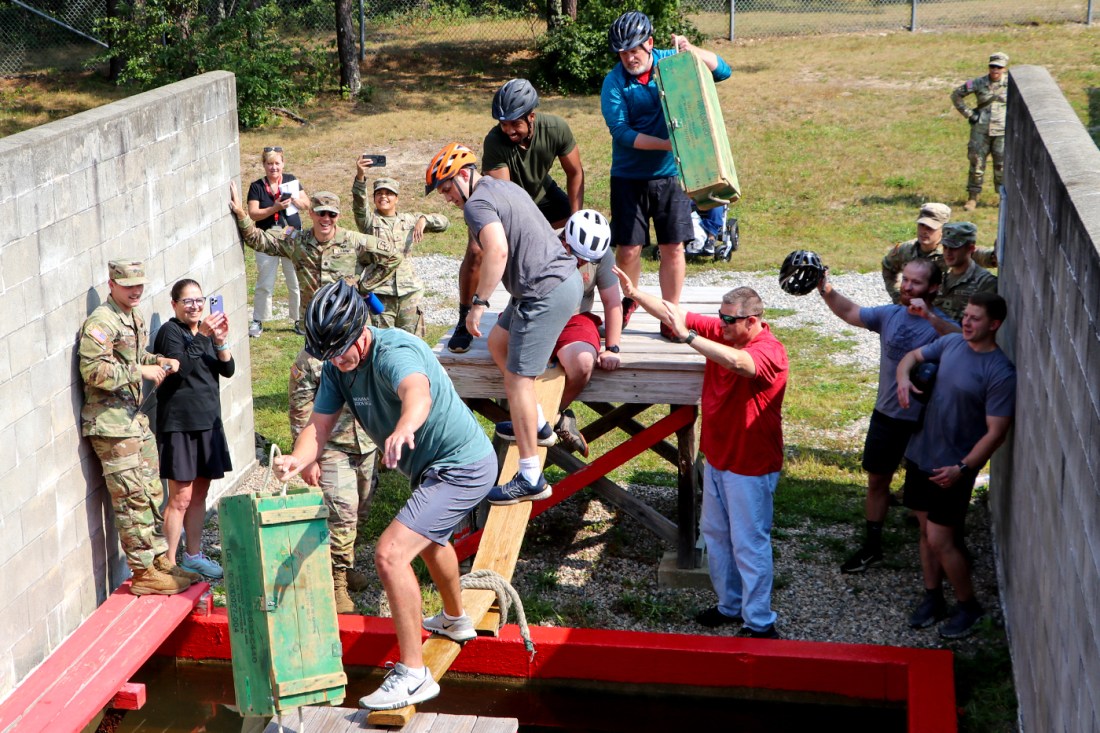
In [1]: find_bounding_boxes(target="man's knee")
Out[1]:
[615,245,641,265]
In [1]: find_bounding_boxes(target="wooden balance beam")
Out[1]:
[367,368,564,727]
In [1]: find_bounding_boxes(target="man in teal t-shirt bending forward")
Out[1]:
[275,280,495,712]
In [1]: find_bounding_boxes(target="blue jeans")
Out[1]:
[701,464,779,632]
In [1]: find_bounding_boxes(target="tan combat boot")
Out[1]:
[963,197,978,211]
[131,565,191,596]
[154,554,202,583]
[333,568,355,614]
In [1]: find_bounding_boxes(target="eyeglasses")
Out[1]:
[718,312,761,325]
[177,298,205,307]
[263,146,284,153]
[316,211,339,219]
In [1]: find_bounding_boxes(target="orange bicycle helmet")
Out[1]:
[425,143,478,195]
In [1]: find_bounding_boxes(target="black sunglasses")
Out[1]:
[719,312,761,325]
[263,146,284,153]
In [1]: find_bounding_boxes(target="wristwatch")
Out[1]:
[471,294,491,308]
[956,461,973,476]
[605,344,620,353]
[684,330,697,345]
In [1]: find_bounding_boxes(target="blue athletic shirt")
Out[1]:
[601,48,731,180]
[860,304,953,421]
[314,327,492,482]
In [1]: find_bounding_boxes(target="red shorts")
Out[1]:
[552,312,602,360]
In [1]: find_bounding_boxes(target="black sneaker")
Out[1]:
[840,546,884,574]
[495,420,557,447]
[487,472,552,505]
[448,321,473,353]
[621,297,638,327]
[294,320,306,336]
[939,604,984,639]
[659,322,684,343]
[908,593,948,629]
[554,409,589,458]
[695,606,743,628]
[738,625,780,639]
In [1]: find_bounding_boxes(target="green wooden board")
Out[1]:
[220,487,346,715]
[656,50,741,211]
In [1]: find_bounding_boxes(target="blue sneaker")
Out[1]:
[487,472,552,505]
[180,551,223,579]
[494,420,557,447]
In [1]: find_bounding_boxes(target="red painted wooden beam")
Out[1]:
[160,609,956,732]
[0,580,209,733]
[454,405,697,561]
[109,682,146,711]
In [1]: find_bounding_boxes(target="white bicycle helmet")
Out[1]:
[565,210,612,262]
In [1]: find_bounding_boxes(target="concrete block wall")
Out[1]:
[0,71,255,701]
[993,65,1100,733]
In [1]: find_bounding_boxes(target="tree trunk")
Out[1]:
[335,0,360,96]
[563,0,576,21]
[547,0,563,29]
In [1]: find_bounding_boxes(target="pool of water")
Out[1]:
[108,657,905,732]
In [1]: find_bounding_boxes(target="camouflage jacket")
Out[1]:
[237,217,402,320]
[78,296,161,437]
[882,239,998,304]
[950,74,1008,136]
[934,260,998,322]
[288,349,375,456]
[351,179,448,298]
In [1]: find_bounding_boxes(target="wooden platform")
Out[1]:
[263,707,517,733]
[0,579,210,733]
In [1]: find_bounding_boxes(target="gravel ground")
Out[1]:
[218,256,1002,656]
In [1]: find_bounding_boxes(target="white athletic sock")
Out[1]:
[404,665,427,679]
[536,404,546,426]
[443,610,463,621]
[519,456,541,484]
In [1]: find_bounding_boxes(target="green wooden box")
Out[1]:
[656,50,741,211]
[220,487,346,716]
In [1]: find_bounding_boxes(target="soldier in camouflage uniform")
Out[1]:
[352,159,449,337]
[289,349,377,613]
[951,52,1009,211]
[935,222,998,322]
[79,259,198,595]
[229,184,403,323]
[882,203,997,303]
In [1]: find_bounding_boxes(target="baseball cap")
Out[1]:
[108,259,148,286]
[916,203,951,230]
[942,222,978,248]
[373,178,400,195]
[988,52,1009,68]
[311,191,341,215]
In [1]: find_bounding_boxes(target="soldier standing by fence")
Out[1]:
[951,52,1009,211]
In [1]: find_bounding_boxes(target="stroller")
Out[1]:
[685,202,738,262]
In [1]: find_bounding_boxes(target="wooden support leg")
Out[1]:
[674,404,700,569]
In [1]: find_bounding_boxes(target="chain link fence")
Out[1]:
[0,0,1092,75]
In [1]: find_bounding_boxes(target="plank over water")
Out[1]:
[367,369,565,727]
[262,707,518,733]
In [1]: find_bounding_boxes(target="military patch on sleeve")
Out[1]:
[89,327,109,345]
[965,80,974,91]
[290,364,302,380]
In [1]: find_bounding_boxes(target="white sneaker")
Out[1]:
[180,552,223,579]
[248,320,263,338]
[358,662,440,710]
[423,612,476,642]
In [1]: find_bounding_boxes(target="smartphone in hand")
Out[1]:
[209,295,224,314]
[361,154,387,167]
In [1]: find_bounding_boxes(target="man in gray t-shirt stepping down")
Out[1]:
[426,143,583,503]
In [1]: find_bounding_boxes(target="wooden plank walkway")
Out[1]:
[263,707,518,733]
[0,580,210,733]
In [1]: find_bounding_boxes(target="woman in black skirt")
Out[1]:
[155,278,235,579]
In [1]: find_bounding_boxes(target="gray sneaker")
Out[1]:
[423,612,476,642]
[554,409,589,458]
[248,320,263,338]
[359,662,440,711]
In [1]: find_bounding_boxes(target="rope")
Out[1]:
[459,569,536,657]
[262,443,289,497]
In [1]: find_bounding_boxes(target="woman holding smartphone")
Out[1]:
[247,145,304,337]
[154,279,235,579]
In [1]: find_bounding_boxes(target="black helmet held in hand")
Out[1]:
[305,279,369,361]
[492,79,539,122]
[609,10,653,53]
[909,361,938,404]
[779,250,826,296]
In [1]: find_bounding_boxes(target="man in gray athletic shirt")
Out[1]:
[425,143,583,503]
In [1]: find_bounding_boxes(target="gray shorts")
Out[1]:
[496,270,582,377]
[395,451,496,545]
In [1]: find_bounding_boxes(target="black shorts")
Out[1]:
[536,179,572,227]
[902,461,977,528]
[609,175,693,247]
[861,409,919,475]
[158,422,233,482]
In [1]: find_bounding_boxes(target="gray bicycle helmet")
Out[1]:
[304,279,369,361]
[565,209,612,262]
[779,250,826,296]
[492,79,539,122]
[609,10,653,53]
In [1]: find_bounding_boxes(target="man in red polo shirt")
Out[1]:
[613,269,788,638]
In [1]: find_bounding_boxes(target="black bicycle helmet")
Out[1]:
[609,10,653,53]
[304,279,369,361]
[909,361,938,404]
[492,79,539,122]
[778,250,826,296]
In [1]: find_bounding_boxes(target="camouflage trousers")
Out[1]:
[967,131,1005,196]
[372,290,425,338]
[90,430,168,571]
[318,449,377,569]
